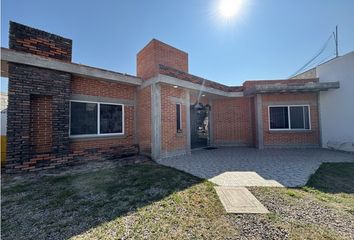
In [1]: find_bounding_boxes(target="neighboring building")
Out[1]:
[0,92,7,135]
[0,22,340,172]
[293,52,354,152]
[0,92,8,165]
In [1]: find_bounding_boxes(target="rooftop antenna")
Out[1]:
[333,25,339,57]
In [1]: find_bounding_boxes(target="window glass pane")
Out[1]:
[176,104,181,132]
[70,102,97,135]
[304,106,310,129]
[270,107,289,129]
[290,106,305,129]
[100,104,123,134]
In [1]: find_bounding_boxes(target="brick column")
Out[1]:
[6,22,72,172]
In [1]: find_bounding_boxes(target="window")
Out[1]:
[269,105,310,130]
[70,101,124,136]
[70,102,98,135]
[176,103,182,132]
[100,104,123,134]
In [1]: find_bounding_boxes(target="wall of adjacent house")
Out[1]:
[261,93,320,147]
[160,84,188,157]
[212,97,254,146]
[317,52,354,152]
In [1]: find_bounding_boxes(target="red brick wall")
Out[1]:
[137,39,188,80]
[160,85,187,153]
[30,95,53,153]
[70,76,136,151]
[137,86,152,154]
[212,97,253,146]
[71,76,135,100]
[262,93,320,146]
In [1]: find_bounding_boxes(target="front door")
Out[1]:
[190,103,209,149]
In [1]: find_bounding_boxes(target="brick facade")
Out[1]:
[30,95,53,153]
[261,93,320,147]
[160,85,187,155]
[212,97,253,146]
[6,63,71,172]
[9,21,72,61]
[71,76,136,100]
[137,39,188,80]
[137,86,152,154]
[4,21,326,172]
[5,22,138,172]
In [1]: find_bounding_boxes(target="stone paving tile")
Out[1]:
[210,172,283,187]
[214,186,269,213]
[158,147,354,187]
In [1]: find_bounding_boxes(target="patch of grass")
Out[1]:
[285,189,302,199]
[2,161,353,240]
[307,162,354,193]
[304,162,354,212]
[267,212,281,222]
[1,163,236,240]
[287,222,344,240]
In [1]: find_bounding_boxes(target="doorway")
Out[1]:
[190,102,210,149]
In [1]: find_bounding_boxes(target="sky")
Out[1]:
[1,0,354,92]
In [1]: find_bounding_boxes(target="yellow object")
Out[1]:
[1,136,6,167]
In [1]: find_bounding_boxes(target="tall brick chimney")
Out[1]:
[137,39,188,80]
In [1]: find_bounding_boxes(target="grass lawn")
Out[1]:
[1,161,354,240]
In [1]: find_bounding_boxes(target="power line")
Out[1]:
[288,34,334,78]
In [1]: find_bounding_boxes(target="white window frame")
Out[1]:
[69,100,124,137]
[176,103,182,132]
[268,105,311,131]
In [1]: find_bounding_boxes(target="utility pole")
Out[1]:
[335,25,339,57]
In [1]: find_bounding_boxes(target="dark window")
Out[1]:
[269,107,289,129]
[70,101,124,136]
[269,106,310,130]
[70,102,98,135]
[176,104,182,132]
[100,104,123,134]
[290,106,310,129]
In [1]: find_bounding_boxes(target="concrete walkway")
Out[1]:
[215,186,269,214]
[159,147,354,213]
[158,147,354,187]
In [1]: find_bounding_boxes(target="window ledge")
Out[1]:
[69,134,127,142]
[267,130,314,134]
[176,132,185,137]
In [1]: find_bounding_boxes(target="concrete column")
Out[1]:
[317,92,323,147]
[256,94,264,149]
[151,83,161,159]
[186,89,191,155]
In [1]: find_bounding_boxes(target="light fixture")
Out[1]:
[173,85,178,88]
[202,94,206,97]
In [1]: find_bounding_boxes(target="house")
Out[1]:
[292,52,354,152]
[0,22,340,172]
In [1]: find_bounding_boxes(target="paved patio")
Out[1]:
[158,147,354,187]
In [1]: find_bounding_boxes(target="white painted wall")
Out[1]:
[317,52,354,152]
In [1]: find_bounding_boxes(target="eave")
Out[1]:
[1,47,142,86]
[244,82,340,96]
